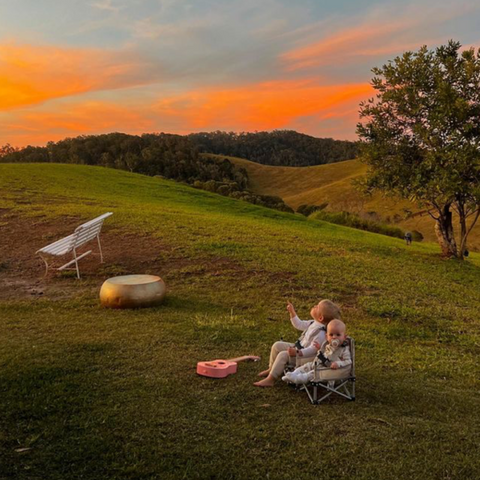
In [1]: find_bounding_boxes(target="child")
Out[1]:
[254,299,341,388]
[282,319,351,385]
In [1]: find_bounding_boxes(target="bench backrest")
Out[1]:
[70,212,113,250]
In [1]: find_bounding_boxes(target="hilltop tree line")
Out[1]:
[1,133,248,185]
[0,133,293,213]
[188,130,358,166]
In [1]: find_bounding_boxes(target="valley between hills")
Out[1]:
[212,154,480,251]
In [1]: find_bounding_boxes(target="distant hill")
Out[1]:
[0,132,249,188]
[213,154,366,207]
[0,133,296,213]
[5,131,479,249]
[188,130,358,166]
[1,129,358,175]
[0,130,357,215]
[212,154,480,250]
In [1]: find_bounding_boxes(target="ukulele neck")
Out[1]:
[225,355,259,363]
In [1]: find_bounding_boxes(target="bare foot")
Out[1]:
[257,369,270,377]
[254,376,275,387]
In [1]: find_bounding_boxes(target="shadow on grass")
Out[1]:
[0,342,127,480]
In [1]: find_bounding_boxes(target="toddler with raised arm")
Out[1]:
[254,299,341,388]
[282,319,351,385]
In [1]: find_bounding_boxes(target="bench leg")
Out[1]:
[58,250,91,279]
[97,234,104,263]
[73,249,80,279]
[38,253,49,277]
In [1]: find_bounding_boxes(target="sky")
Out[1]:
[1,0,480,146]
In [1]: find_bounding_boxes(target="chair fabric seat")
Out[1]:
[313,366,351,382]
[285,336,356,405]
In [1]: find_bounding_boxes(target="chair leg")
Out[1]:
[317,390,334,403]
[303,385,315,404]
[311,379,356,403]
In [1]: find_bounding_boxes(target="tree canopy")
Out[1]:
[0,132,248,187]
[188,130,358,166]
[357,40,480,258]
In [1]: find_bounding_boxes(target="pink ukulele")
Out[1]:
[197,355,260,378]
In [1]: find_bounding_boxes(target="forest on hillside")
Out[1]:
[1,133,247,185]
[0,130,358,212]
[0,133,240,184]
[0,133,293,213]
[1,130,357,169]
[188,130,358,166]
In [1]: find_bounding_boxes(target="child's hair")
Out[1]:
[327,318,346,333]
[318,299,341,322]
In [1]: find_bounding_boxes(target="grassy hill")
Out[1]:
[1,163,480,479]
[211,154,480,250]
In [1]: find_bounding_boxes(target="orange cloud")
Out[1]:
[0,42,155,110]
[0,101,155,146]
[154,79,372,131]
[1,79,372,146]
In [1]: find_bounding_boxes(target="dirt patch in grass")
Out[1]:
[0,210,271,302]
[0,209,360,312]
[0,210,190,300]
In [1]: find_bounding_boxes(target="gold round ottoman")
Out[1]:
[100,274,166,309]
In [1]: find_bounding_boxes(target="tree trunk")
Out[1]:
[458,210,467,261]
[434,205,458,258]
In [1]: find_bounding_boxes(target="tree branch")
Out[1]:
[427,207,440,221]
[463,207,480,243]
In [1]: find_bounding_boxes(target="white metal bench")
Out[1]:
[36,212,113,279]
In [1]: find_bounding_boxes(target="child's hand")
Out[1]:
[287,347,297,357]
[313,341,321,350]
[286,302,296,317]
[331,362,339,370]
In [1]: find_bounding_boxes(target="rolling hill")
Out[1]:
[209,154,480,251]
[1,163,480,479]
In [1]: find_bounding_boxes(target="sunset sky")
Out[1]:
[1,0,480,146]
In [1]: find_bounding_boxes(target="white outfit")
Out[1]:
[282,340,351,384]
[268,316,327,379]
[290,315,327,358]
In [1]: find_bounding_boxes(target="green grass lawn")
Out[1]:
[1,163,480,480]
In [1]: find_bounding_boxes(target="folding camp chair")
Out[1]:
[301,336,356,404]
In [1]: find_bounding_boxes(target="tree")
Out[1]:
[357,41,480,259]
[0,144,18,157]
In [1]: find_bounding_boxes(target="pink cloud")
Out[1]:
[280,3,479,71]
